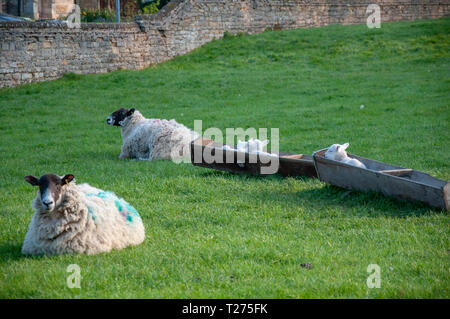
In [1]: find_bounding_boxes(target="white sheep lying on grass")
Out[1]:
[22,173,145,256]
[324,143,367,169]
[106,107,199,161]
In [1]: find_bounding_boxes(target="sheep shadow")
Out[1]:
[0,243,30,264]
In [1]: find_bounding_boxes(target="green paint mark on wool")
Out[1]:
[87,206,96,221]
[114,199,139,223]
[86,191,140,223]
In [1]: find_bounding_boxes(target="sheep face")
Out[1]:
[106,108,135,126]
[324,143,349,162]
[24,174,74,212]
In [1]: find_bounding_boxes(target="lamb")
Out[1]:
[106,107,199,161]
[236,138,269,154]
[222,138,277,167]
[22,173,145,256]
[223,138,275,155]
[324,143,367,169]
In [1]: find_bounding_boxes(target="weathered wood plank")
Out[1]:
[191,138,317,178]
[380,169,414,177]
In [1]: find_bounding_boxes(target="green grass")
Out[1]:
[0,18,449,298]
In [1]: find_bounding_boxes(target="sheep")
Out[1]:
[236,138,270,154]
[324,143,367,169]
[22,173,145,256]
[223,138,273,155]
[222,138,277,167]
[106,107,199,161]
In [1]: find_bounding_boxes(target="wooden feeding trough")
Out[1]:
[313,148,449,211]
[190,138,317,178]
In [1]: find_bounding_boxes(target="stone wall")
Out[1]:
[1,0,449,88]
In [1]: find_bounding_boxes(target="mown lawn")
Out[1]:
[0,18,449,298]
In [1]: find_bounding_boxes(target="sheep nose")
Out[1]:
[43,200,54,207]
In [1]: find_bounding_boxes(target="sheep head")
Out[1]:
[24,174,74,212]
[324,143,350,162]
[106,108,136,126]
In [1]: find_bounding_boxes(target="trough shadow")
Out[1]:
[255,183,440,218]
[195,170,439,217]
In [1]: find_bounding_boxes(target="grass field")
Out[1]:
[0,18,449,298]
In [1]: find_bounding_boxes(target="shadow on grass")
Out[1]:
[197,170,439,217]
[266,184,437,218]
[77,150,119,161]
[0,243,34,264]
[196,169,286,182]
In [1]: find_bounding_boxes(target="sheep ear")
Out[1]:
[127,108,135,116]
[262,140,269,146]
[61,174,75,185]
[342,143,350,150]
[24,176,39,186]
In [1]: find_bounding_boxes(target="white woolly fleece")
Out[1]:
[22,182,145,256]
[119,111,199,161]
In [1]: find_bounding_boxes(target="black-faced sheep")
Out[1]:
[106,107,199,161]
[22,173,145,256]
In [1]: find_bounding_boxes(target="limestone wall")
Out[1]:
[0,0,448,88]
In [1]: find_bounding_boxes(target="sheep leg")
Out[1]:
[119,146,130,159]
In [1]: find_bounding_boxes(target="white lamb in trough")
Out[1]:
[106,107,199,161]
[236,138,270,154]
[223,138,277,168]
[324,143,367,169]
[22,173,145,256]
[223,138,276,155]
